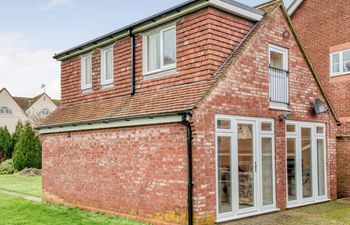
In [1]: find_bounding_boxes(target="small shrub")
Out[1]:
[0,159,15,175]
[0,126,13,160]
[13,123,42,171]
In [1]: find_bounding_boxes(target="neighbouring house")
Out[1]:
[288,0,350,198]
[0,88,60,133]
[38,0,339,224]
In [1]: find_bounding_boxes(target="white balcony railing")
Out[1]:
[269,67,289,104]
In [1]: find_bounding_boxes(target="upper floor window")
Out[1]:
[143,24,176,75]
[269,45,289,108]
[81,53,92,90]
[101,45,114,85]
[330,49,350,76]
[0,107,12,115]
[39,108,50,117]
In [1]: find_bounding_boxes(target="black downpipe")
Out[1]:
[130,29,136,95]
[182,113,193,225]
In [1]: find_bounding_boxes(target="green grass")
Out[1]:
[0,174,42,197]
[0,193,148,225]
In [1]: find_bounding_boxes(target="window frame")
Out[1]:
[268,44,289,71]
[143,23,177,76]
[330,49,350,76]
[81,52,93,90]
[39,108,50,116]
[0,106,12,115]
[100,45,114,86]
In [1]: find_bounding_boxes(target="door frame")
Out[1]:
[285,121,328,208]
[215,115,277,222]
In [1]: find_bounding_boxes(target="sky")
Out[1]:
[0,0,292,99]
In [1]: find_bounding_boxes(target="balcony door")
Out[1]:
[216,116,276,222]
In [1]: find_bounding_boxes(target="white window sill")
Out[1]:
[100,83,114,89]
[269,102,290,111]
[81,88,92,93]
[143,68,177,80]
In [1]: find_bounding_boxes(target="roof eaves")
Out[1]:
[280,3,340,123]
[54,0,264,61]
[287,0,304,16]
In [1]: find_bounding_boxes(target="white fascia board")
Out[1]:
[38,115,183,134]
[287,0,303,16]
[209,0,264,21]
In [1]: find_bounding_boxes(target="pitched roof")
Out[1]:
[39,0,339,129]
[54,0,264,61]
[0,88,61,112]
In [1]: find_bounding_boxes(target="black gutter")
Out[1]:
[130,29,136,95]
[182,113,193,225]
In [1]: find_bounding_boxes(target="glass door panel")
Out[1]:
[287,138,297,201]
[262,137,273,206]
[237,124,255,210]
[301,128,312,199]
[218,136,232,213]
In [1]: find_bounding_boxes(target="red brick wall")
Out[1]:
[60,7,254,106]
[41,123,188,224]
[190,5,337,219]
[291,0,350,197]
[336,137,350,198]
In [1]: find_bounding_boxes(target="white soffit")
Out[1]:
[287,0,304,16]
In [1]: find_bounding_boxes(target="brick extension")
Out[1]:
[40,1,338,224]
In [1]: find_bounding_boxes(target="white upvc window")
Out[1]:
[330,49,350,76]
[81,53,92,90]
[143,24,176,75]
[101,45,114,85]
[0,107,12,115]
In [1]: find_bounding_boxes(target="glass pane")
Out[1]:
[163,28,176,66]
[332,53,340,73]
[262,137,273,205]
[343,51,350,72]
[147,33,160,72]
[238,124,254,209]
[270,51,284,69]
[217,136,231,213]
[287,138,297,201]
[261,122,272,132]
[85,56,92,85]
[286,124,296,133]
[302,127,313,199]
[317,139,326,196]
[105,49,113,80]
[217,119,230,129]
[316,126,324,135]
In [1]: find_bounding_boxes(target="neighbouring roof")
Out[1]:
[287,0,304,15]
[39,0,340,129]
[53,0,264,61]
[0,88,60,112]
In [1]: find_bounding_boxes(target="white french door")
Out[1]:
[286,121,327,208]
[216,116,276,222]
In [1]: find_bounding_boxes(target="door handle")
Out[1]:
[255,161,257,172]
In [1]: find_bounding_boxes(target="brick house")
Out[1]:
[289,0,350,198]
[38,0,339,224]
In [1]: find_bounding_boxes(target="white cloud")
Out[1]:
[39,0,73,11]
[0,32,60,99]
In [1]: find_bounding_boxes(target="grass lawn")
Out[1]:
[0,193,148,225]
[0,174,42,197]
